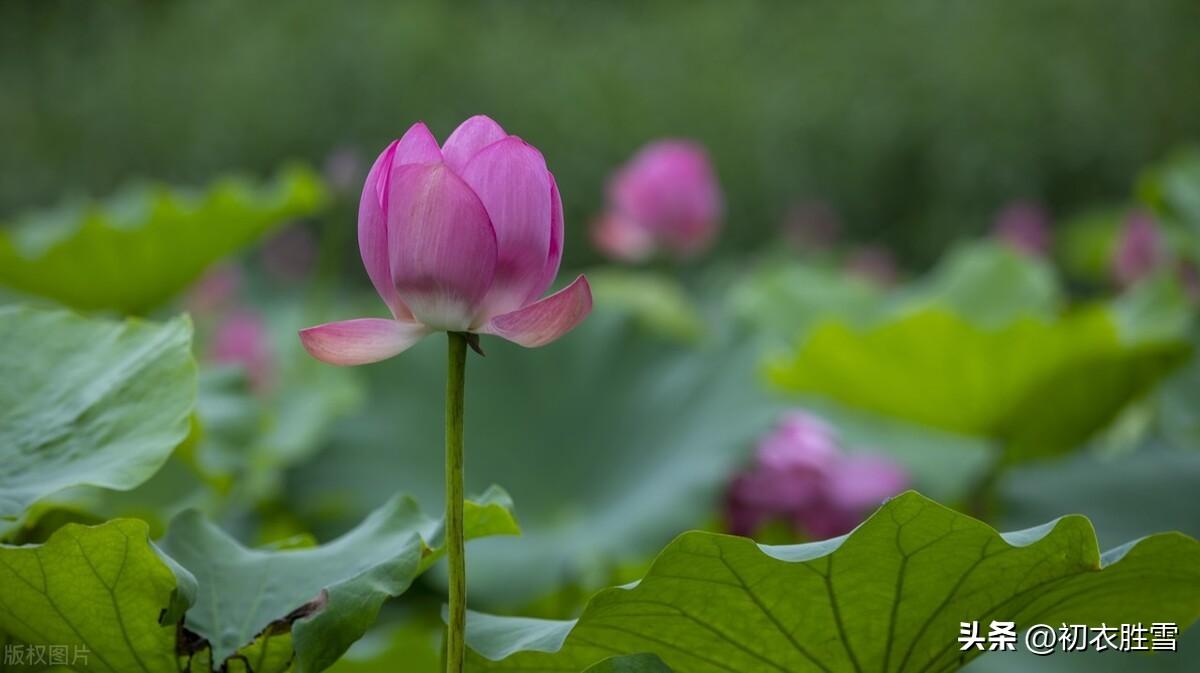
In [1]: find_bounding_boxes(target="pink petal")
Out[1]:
[826,455,909,511]
[481,275,592,347]
[359,126,445,321]
[528,173,565,303]
[387,163,497,330]
[460,137,553,318]
[441,115,508,173]
[756,411,840,473]
[359,140,408,319]
[299,318,428,366]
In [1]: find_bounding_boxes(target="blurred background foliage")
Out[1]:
[3,0,1200,267]
[3,1,1200,671]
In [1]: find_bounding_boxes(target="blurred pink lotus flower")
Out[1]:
[1112,210,1165,287]
[300,116,592,365]
[845,245,899,287]
[725,411,909,539]
[992,201,1051,257]
[210,310,275,391]
[592,140,722,262]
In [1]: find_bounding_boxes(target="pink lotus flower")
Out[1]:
[592,140,722,261]
[299,116,592,365]
[210,310,274,391]
[725,411,909,539]
[992,201,1051,257]
[1112,210,1165,287]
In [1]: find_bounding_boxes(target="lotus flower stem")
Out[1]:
[444,331,468,673]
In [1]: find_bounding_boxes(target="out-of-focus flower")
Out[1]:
[844,245,899,287]
[185,263,243,316]
[592,140,722,262]
[1112,210,1165,287]
[782,200,841,253]
[324,145,366,196]
[300,116,592,365]
[261,224,318,283]
[725,411,909,539]
[992,201,1051,257]
[210,310,275,391]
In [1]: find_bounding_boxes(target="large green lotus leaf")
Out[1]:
[587,269,707,343]
[1139,146,1200,243]
[888,242,1062,326]
[159,487,519,672]
[464,491,1200,673]
[1000,445,1200,556]
[731,242,1061,345]
[325,607,444,673]
[582,655,673,672]
[0,166,325,314]
[289,307,781,607]
[729,259,883,342]
[0,306,196,520]
[0,519,195,673]
[767,307,1190,461]
[966,445,1200,673]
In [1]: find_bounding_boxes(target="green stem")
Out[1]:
[444,332,468,673]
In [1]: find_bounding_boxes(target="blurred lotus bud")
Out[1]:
[210,310,275,392]
[845,245,899,287]
[725,411,909,539]
[782,200,842,253]
[1112,210,1165,287]
[185,263,243,316]
[755,411,840,473]
[262,224,318,283]
[323,145,366,197]
[992,201,1050,257]
[592,140,722,261]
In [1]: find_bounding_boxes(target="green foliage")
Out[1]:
[159,487,518,672]
[732,242,1062,344]
[1056,209,1124,286]
[0,519,193,673]
[289,307,781,607]
[767,307,1190,461]
[465,492,1200,673]
[0,490,517,673]
[5,2,1200,263]
[1001,445,1200,546]
[0,166,325,314]
[583,655,673,672]
[0,306,195,522]
[1138,146,1200,242]
[729,260,882,342]
[589,269,707,343]
[890,242,1062,326]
